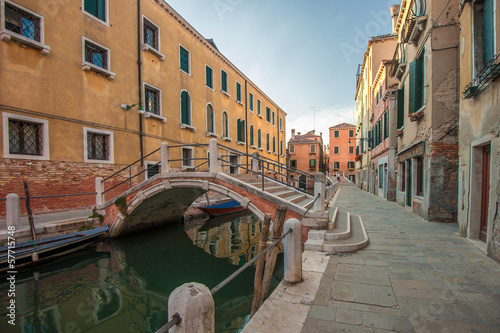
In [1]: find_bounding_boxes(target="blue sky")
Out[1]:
[165,0,396,143]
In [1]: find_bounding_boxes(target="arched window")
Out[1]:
[222,111,229,138]
[237,118,245,142]
[310,144,316,153]
[250,125,254,146]
[258,129,262,148]
[290,145,295,153]
[206,104,214,133]
[266,133,270,151]
[180,91,191,125]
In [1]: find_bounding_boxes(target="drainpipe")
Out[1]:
[137,0,144,166]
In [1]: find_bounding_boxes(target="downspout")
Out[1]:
[245,80,249,170]
[137,0,144,166]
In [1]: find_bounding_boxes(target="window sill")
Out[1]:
[258,148,264,151]
[237,141,245,146]
[250,145,257,149]
[205,85,215,91]
[267,150,272,154]
[273,153,278,156]
[142,44,165,61]
[0,30,50,55]
[222,137,232,142]
[206,132,218,138]
[82,10,109,27]
[82,61,116,80]
[86,158,113,164]
[181,124,196,131]
[221,90,230,98]
[237,101,244,106]
[180,68,191,76]
[258,115,263,119]
[408,106,425,122]
[143,112,166,122]
[181,166,196,171]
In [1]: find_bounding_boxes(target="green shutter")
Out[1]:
[384,112,388,139]
[206,66,212,87]
[221,71,227,91]
[250,126,254,145]
[397,88,405,129]
[409,57,423,113]
[483,0,495,65]
[181,92,189,124]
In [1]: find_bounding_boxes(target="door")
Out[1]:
[299,175,307,191]
[406,159,412,207]
[480,145,490,242]
[229,155,239,174]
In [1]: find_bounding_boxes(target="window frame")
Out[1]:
[143,82,165,122]
[206,103,216,137]
[222,110,229,140]
[236,81,242,103]
[310,144,316,153]
[349,129,354,138]
[145,161,161,179]
[249,93,254,111]
[349,146,354,154]
[334,146,339,154]
[81,37,115,79]
[3,112,49,160]
[82,0,109,26]
[257,99,262,117]
[249,124,254,147]
[334,130,340,138]
[221,69,228,94]
[266,107,271,123]
[83,127,114,163]
[289,144,295,153]
[205,65,214,90]
[333,161,340,169]
[236,118,245,144]
[1,0,50,54]
[181,146,194,169]
[179,44,190,75]
[180,90,194,130]
[142,16,164,60]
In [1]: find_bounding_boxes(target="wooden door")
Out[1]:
[480,145,490,242]
[406,159,412,207]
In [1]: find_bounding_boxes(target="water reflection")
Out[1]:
[0,213,282,333]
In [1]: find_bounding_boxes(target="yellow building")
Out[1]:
[0,0,286,214]
[458,0,500,262]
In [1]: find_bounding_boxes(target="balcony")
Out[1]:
[462,54,500,99]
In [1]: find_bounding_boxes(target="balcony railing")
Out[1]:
[462,54,500,99]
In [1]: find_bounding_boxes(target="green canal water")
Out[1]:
[0,212,283,333]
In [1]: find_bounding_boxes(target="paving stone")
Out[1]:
[307,305,336,321]
[301,318,374,333]
[362,312,394,330]
[335,309,363,325]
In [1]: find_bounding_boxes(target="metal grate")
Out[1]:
[144,20,158,50]
[145,86,160,115]
[5,3,41,41]
[9,119,42,156]
[85,41,108,69]
[87,132,109,160]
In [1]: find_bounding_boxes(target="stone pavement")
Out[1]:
[302,186,500,332]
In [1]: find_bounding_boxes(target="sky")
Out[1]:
[165,0,397,144]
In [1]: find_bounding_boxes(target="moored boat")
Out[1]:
[199,200,245,216]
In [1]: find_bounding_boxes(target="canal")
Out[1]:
[0,212,284,333]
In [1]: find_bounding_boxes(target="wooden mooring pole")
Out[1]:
[250,213,271,317]
[23,181,36,241]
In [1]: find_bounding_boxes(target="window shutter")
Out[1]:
[483,0,495,65]
[409,57,423,113]
[397,88,405,129]
[181,92,189,124]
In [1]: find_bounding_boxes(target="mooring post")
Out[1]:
[6,193,20,231]
[167,282,214,333]
[95,177,104,206]
[284,218,302,283]
[209,138,220,173]
[314,172,326,212]
[160,142,170,173]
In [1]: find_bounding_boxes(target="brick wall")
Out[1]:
[0,158,141,217]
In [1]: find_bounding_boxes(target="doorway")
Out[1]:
[480,145,490,242]
[406,159,412,207]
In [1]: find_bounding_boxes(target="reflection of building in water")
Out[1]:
[186,214,277,266]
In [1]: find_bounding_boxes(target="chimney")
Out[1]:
[297,132,301,136]
[291,129,295,139]
[391,5,400,35]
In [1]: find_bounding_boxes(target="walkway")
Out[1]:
[301,186,500,332]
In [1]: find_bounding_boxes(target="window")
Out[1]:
[4,114,48,159]
[257,129,262,148]
[257,99,261,116]
[84,128,113,163]
[280,140,283,155]
[144,84,161,116]
[349,146,354,154]
[2,1,49,54]
[289,144,295,153]
[206,104,215,134]
[379,165,384,188]
[290,160,297,169]
[146,162,160,179]
[180,90,191,125]
[309,159,316,169]
[266,107,271,122]
[272,111,275,125]
[221,70,228,93]
[143,17,160,52]
[400,162,406,191]
[249,93,254,111]
[397,87,405,129]
[416,156,424,196]
[349,130,354,137]
[179,45,190,74]
[280,118,283,131]
[333,162,340,169]
[334,130,339,138]
[266,133,270,151]
[237,118,245,143]
[473,0,495,73]
[222,111,229,138]
[182,147,193,168]
[310,145,316,153]
[206,66,213,89]
[409,50,425,114]
[236,82,242,102]
[334,146,339,154]
[83,0,107,23]
[250,125,254,146]
[348,162,355,169]
[82,38,115,79]
[384,111,388,139]
[273,136,276,153]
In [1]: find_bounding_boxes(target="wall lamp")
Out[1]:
[120,103,144,112]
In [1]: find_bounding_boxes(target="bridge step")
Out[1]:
[297,198,314,209]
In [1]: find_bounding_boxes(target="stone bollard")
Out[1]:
[161,142,170,173]
[6,193,20,230]
[251,152,260,173]
[168,282,214,333]
[209,138,220,173]
[283,218,302,283]
[95,177,104,206]
[314,172,326,212]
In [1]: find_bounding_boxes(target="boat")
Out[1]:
[199,200,245,216]
[0,224,109,274]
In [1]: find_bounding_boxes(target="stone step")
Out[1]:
[297,198,314,209]
[273,189,296,199]
[328,207,338,230]
[261,185,286,193]
[285,194,307,205]
[321,214,368,253]
[325,211,350,240]
[231,174,258,180]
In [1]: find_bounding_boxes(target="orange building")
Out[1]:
[286,129,325,192]
[329,123,356,182]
